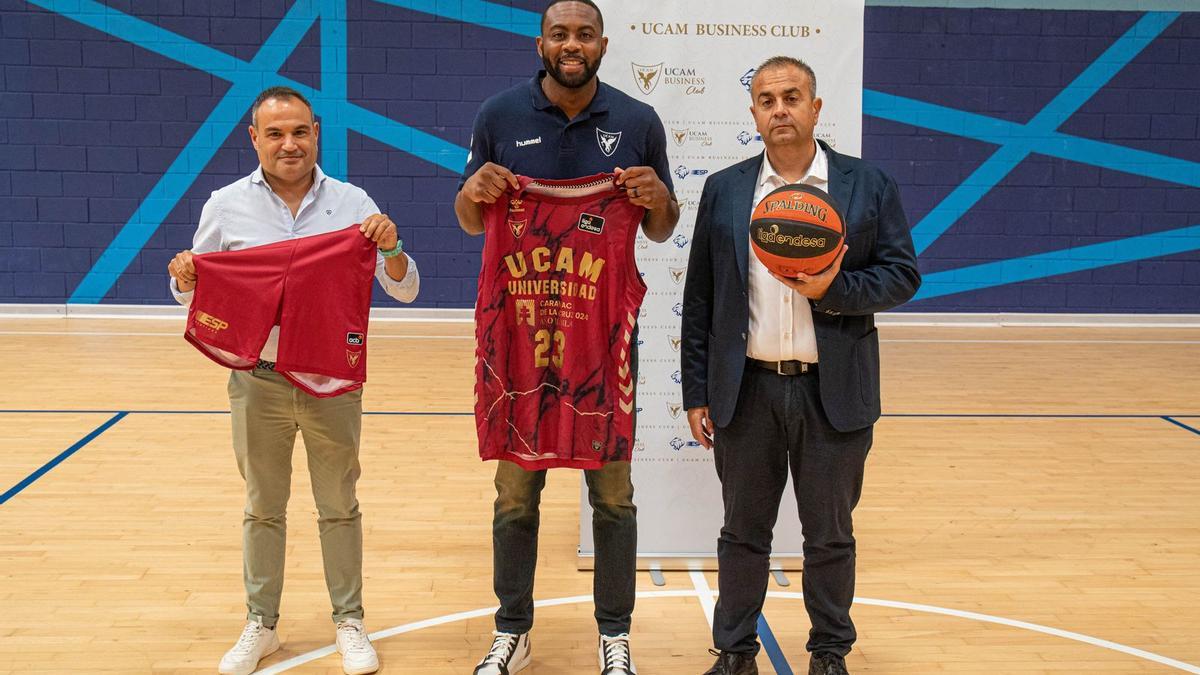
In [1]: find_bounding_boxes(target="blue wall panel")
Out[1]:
[1,0,1197,311]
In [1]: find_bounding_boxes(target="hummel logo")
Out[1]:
[516,137,542,147]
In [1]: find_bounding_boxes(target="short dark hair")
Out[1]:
[540,0,604,35]
[751,56,817,99]
[250,86,313,127]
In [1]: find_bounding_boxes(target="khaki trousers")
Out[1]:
[228,369,364,626]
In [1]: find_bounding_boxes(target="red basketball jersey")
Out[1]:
[185,224,376,398]
[475,173,646,470]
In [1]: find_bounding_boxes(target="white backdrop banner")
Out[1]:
[580,0,866,567]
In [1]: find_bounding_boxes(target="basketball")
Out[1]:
[750,183,845,277]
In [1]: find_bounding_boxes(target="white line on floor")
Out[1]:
[254,590,1200,673]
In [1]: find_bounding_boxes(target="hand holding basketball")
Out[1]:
[770,244,847,300]
[750,183,845,277]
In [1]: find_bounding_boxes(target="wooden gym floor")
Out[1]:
[0,317,1197,673]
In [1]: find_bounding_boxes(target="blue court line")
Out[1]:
[905,11,1180,254]
[1,410,1191,505]
[0,412,128,505]
[1163,417,1200,436]
[757,613,794,675]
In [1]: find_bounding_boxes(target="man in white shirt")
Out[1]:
[681,58,920,675]
[167,86,419,675]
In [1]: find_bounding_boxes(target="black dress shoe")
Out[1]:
[808,651,849,675]
[702,648,759,675]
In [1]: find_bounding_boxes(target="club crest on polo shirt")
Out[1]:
[596,128,622,157]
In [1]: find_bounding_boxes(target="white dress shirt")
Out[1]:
[746,142,828,363]
[170,165,420,361]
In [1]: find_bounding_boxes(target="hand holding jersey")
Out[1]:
[613,165,670,211]
[462,162,522,204]
[168,250,197,292]
[169,213,404,294]
[359,213,400,251]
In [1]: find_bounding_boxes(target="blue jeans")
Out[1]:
[491,459,637,636]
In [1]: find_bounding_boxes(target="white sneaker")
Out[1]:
[335,618,380,675]
[218,618,280,675]
[473,631,531,675]
[598,633,637,674]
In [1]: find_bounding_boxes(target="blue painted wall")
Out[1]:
[1,1,1197,311]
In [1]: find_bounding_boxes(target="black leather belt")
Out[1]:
[747,357,816,376]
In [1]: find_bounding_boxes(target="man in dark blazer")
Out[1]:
[682,56,920,675]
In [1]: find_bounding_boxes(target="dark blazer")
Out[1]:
[681,141,921,432]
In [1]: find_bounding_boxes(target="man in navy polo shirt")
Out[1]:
[455,2,679,674]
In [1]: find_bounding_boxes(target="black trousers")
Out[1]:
[711,365,873,657]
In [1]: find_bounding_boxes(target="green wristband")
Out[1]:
[380,239,404,258]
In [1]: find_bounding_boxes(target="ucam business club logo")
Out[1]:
[670,127,714,147]
[632,61,706,96]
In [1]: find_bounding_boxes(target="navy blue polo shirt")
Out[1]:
[460,71,674,194]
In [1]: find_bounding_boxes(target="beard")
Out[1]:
[543,52,601,89]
